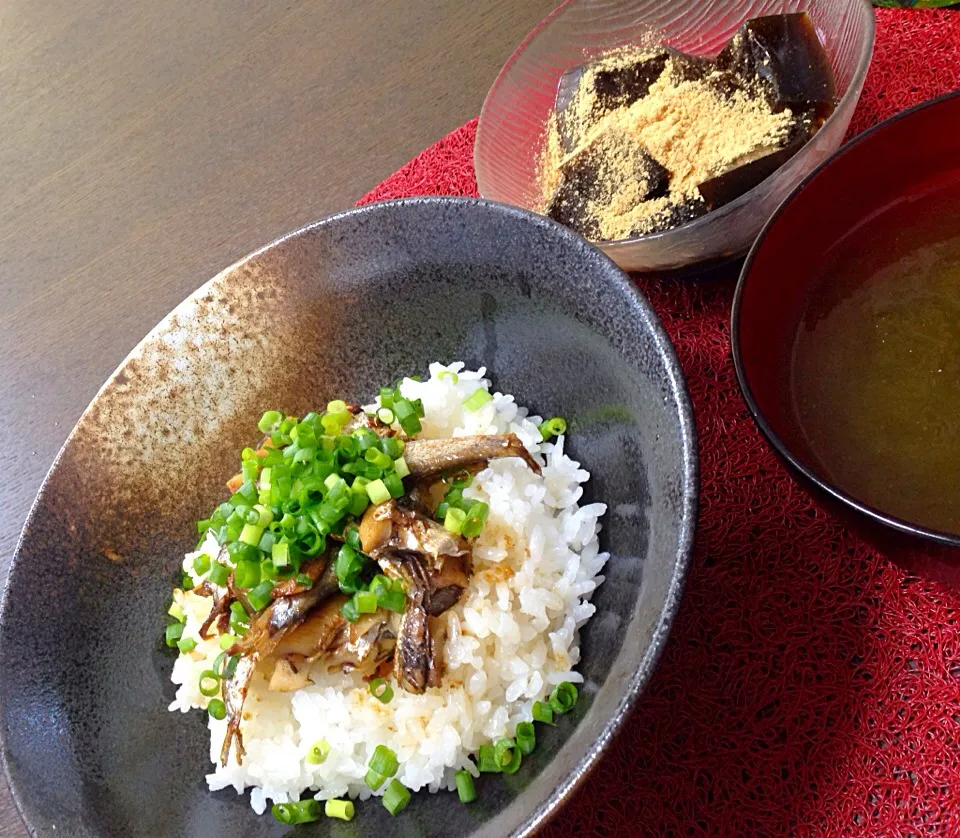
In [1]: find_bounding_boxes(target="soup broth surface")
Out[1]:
[791,186,960,533]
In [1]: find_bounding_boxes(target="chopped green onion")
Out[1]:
[382,779,411,816]
[238,523,264,547]
[393,398,422,436]
[369,678,394,704]
[207,698,226,720]
[168,600,185,622]
[538,416,567,440]
[532,700,554,725]
[549,681,578,715]
[324,799,354,821]
[247,580,275,612]
[218,633,238,651]
[192,553,211,576]
[207,562,229,586]
[377,407,395,425]
[295,573,314,588]
[230,601,249,623]
[258,410,283,433]
[176,636,197,654]
[327,399,348,415]
[393,456,410,479]
[198,670,220,697]
[369,744,400,777]
[365,769,387,791]
[383,471,404,498]
[366,479,391,505]
[439,370,459,384]
[495,738,522,774]
[234,560,260,590]
[356,590,378,614]
[164,622,184,647]
[443,507,467,534]
[341,597,360,623]
[477,744,500,773]
[335,544,367,593]
[463,388,492,411]
[181,571,194,590]
[365,447,393,469]
[516,721,536,755]
[377,587,406,613]
[455,769,476,803]
[272,799,322,825]
[306,739,330,764]
[383,780,411,815]
[272,540,290,567]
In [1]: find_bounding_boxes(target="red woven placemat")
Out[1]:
[359,10,960,835]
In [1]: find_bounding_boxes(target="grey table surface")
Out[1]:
[0,1,559,832]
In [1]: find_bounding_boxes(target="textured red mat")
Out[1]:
[359,10,960,835]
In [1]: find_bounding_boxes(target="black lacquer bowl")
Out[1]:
[0,198,697,837]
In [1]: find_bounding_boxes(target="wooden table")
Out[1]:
[0,1,558,831]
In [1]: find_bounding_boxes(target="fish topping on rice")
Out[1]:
[166,363,607,823]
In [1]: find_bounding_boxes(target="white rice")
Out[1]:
[168,362,608,813]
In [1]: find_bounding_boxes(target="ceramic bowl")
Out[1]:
[0,197,697,836]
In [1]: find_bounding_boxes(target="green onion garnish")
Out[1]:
[207,562,229,586]
[234,560,260,590]
[369,678,394,704]
[295,573,313,588]
[272,799,322,824]
[164,622,184,647]
[455,769,476,803]
[246,580,275,612]
[207,698,226,720]
[393,456,410,479]
[324,799,354,821]
[167,600,185,622]
[494,738,522,774]
[258,410,283,433]
[549,681,578,715]
[538,416,567,440]
[377,586,406,613]
[365,478,391,505]
[532,701,554,725]
[356,590,378,614]
[192,553,211,576]
[443,507,467,535]
[516,722,536,755]
[271,540,290,567]
[463,388,492,412]
[477,744,500,773]
[377,407,395,425]
[218,633,238,651]
[365,769,387,791]
[369,744,399,777]
[439,370,459,384]
[341,597,360,623]
[306,739,330,764]
[176,636,197,654]
[198,670,220,697]
[382,779,411,816]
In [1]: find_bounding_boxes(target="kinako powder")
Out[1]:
[540,47,801,241]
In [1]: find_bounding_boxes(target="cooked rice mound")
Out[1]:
[168,362,608,812]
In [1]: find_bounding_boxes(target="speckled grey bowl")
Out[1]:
[0,198,697,837]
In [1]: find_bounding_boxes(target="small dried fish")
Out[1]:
[219,558,340,766]
[402,434,541,478]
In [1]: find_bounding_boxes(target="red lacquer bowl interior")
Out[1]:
[732,90,960,573]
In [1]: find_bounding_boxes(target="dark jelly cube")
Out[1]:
[696,137,805,210]
[665,47,716,83]
[545,175,600,240]
[554,50,669,152]
[633,197,708,237]
[716,12,836,117]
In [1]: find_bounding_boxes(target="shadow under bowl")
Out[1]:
[475,0,875,273]
[0,197,697,837]
[732,91,960,584]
